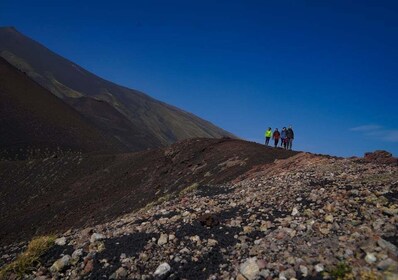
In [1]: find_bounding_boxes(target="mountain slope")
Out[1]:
[0,57,126,159]
[0,138,298,245]
[0,26,235,150]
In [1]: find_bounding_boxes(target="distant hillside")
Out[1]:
[0,27,235,150]
[0,57,126,159]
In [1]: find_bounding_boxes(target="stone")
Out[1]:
[259,269,270,278]
[55,237,66,246]
[377,258,397,271]
[240,258,260,280]
[50,255,71,272]
[300,265,308,277]
[324,214,334,223]
[236,274,247,280]
[243,226,253,233]
[83,260,94,274]
[154,262,171,277]
[90,233,105,243]
[180,247,190,254]
[377,238,398,256]
[365,253,377,264]
[315,263,324,273]
[279,268,296,279]
[207,239,218,247]
[72,249,83,260]
[139,253,149,262]
[157,233,168,246]
[168,234,176,241]
[115,267,128,279]
[256,259,267,269]
[291,207,299,216]
[190,235,200,243]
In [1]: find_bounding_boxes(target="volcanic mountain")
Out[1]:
[0,57,126,159]
[0,26,234,152]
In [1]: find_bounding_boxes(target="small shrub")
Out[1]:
[0,235,55,279]
[179,183,199,196]
[328,262,354,280]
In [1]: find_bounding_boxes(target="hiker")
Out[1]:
[272,128,280,148]
[265,127,272,146]
[280,127,287,148]
[286,125,294,150]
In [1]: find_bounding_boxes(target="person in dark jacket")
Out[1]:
[272,128,280,148]
[280,127,287,148]
[286,126,294,150]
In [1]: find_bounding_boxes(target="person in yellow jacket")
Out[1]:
[265,127,272,146]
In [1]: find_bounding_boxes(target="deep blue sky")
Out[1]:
[1,0,397,156]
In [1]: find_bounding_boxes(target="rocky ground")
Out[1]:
[1,152,397,279]
[0,138,297,246]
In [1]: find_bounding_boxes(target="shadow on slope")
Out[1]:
[0,57,126,159]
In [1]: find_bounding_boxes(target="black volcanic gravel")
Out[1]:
[87,233,158,279]
[196,185,234,197]
[40,245,74,267]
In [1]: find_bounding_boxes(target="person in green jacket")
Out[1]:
[265,127,272,146]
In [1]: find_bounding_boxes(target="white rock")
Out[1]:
[240,258,260,280]
[207,239,218,247]
[50,255,71,272]
[55,237,66,246]
[71,249,83,264]
[365,252,377,264]
[300,265,308,277]
[154,262,171,277]
[180,247,190,254]
[190,235,200,242]
[315,263,324,272]
[291,207,299,216]
[168,234,176,241]
[157,233,168,245]
[90,233,105,243]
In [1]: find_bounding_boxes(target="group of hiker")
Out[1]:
[265,126,294,150]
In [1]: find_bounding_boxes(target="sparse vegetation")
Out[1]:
[0,235,55,279]
[359,270,383,280]
[179,182,199,196]
[327,262,354,280]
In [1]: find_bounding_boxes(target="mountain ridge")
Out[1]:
[0,26,235,151]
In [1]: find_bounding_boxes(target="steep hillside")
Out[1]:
[65,97,162,151]
[0,138,298,246]
[0,27,235,150]
[0,57,126,159]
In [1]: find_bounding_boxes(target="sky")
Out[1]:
[1,0,397,157]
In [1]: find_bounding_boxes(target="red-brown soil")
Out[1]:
[0,138,298,246]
